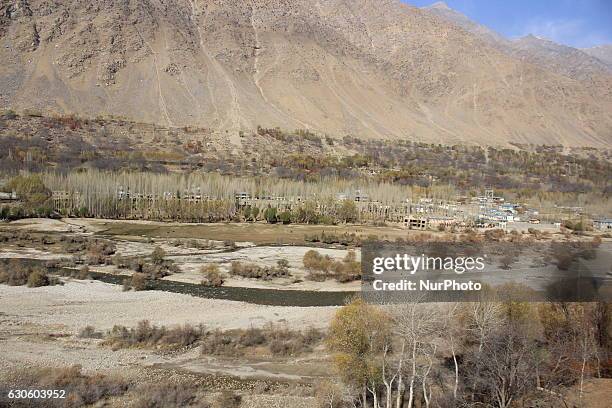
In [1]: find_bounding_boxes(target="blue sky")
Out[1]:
[406,1,612,48]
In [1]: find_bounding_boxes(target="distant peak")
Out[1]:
[429,1,451,10]
[519,34,548,42]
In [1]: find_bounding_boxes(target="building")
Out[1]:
[593,219,612,231]
[403,216,457,230]
[0,191,18,201]
[404,217,427,230]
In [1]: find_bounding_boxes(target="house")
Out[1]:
[404,217,427,230]
[354,190,369,202]
[593,219,612,231]
[0,191,18,201]
[235,192,250,200]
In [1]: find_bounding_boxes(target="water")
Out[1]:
[1,258,354,307]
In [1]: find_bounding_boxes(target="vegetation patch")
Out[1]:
[200,324,324,357]
[0,260,60,287]
[303,250,361,282]
[1,365,129,408]
[229,259,290,280]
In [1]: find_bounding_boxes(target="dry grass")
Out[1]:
[1,365,129,407]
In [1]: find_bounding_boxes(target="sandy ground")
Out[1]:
[0,247,68,260]
[0,280,336,332]
[0,279,336,383]
[6,218,87,234]
[1,218,363,291]
[169,245,361,291]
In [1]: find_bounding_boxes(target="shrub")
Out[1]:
[239,327,266,347]
[201,264,224,287]
[229,261,289,280]
[132,382,199,408]
[151,246,166,264]
[77,266,90,279]
[3,365,129,407]
[264,207,277,223]
[201,324,323,357]
[213,391,241,408]
[101,321,205,350]
[338,200,358,223]
[27,270,50,287]
[0,260,59,287]
[303,250,330,272]
[278,210,292,224]
[484,229,506,241]
[128,256,177,279]
[131,273,148,291]
[303,250,360,282]
[78,326,104,339]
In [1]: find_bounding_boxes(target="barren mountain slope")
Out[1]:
[509,35,612,94]
[422,3,612,99]
[582,45,612,69]
[1,0,611,146]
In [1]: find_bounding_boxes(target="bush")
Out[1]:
[338,200,358,223]
[213,391,241,408]
[303,250,331,272]
[239,327,266,347]
[131,273,148,291]
[264,207,277,223]
[303,250,360,282]
[78,326,104,339]
[0,260,59,287]
[229,261,289,280]
[76,266,90,279]
[201,264,224,287]
[128,256,177,279]
[484,229,506,241]
[201,324,323,357]
[151,246,166,264]
[3,365,129,407]
[101,321,205,350]
[278,210,292,224]
[27,270,50,287]
[132,382,199,408]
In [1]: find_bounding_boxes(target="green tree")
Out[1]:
[278,210,292,224]
[251,207,260,221]
[327,299,391,406]
[6,174,51,208]
[338,200,358,223]
[264,206,277,223]
[243,206,252,221]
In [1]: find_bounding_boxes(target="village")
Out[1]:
[10,185,602,233]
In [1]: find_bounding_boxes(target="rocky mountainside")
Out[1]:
[423,2,612,89]
[582,45,612,69]
[1,0,611,147]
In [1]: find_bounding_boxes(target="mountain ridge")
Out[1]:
[0,0,611,147]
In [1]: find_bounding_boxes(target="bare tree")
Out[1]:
[391,296,443,408]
